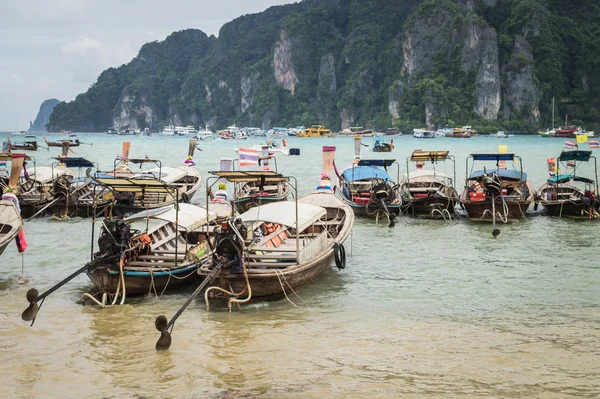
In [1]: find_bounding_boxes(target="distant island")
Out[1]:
[46,0,600,135]
[29,98,60,132]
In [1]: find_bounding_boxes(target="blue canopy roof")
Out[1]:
[468,169,526,181]
[471,153,515,161]
[357,159,396,167]
[343,165,393,182]
[547,174,595,184]
[558,150,592,162]
[53,157,95,168]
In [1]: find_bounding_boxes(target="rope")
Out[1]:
[275,269,308,307]
[274,269,298,308]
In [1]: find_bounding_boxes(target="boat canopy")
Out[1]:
[410,150,450,162]
[23,166,72,184]
[357,159,396,168]
[470,153,515,161]
[210,170,286,183]
[558,150,592,162]
[142,166,187,183]
[126,204,216,231]
[53,157,95,168]
[405,169,452,181]
[468,169,527,181]
[240,201,325,232]
[342,165,392,182]
[94,177,176,193]
[547,174,595,184]
[299,191,346,208]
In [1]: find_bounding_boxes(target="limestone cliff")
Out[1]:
[45,0,600,133]
[29,99,60,132]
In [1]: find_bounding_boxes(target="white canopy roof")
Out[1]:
[141,166,187,183]
[240,201,325,231]
[126,203,216,231]
[299,191,346,209]
[21,166,74,184]
[404,169,452,182]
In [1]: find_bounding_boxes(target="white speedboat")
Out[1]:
[196,128,215,141]
[179,126,197,136]
[413,128,437,138]
[162,125,176,136]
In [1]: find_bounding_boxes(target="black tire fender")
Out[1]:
[334,242,346,270]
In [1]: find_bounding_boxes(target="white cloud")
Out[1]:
[0,0,298,131]
[61,36,103,55]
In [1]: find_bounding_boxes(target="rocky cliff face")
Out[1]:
[502,34,540,121]
[29,99,60,132]
[273,30,298,95]
[112,90,157,130]
[461,16,501,120]
[46,0,600,133]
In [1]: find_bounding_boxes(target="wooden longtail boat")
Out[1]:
[84,203,217,304]
[372,136,394,153]
[400,150,458,219]
[200,170,353,307]
[334,137,400,225]
[44,134,80,147]
[536,150,600,219]
[0,198,21,256]
[4,135,38,151]
[459,153,535,222]
[0,153,26,256]
[47,157,113,218]
[94,141,203,216]
[232,151,289,213]
[335,159,401,224]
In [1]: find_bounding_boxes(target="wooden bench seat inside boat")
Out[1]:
[137,254,186,261]
[409,187,440,193]
[127,261,182,267]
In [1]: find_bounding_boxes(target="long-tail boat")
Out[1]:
[0,153,27,256]
[201,170,353,304]
[4,135,38,151]
[333,136,400,225]
[232,148,289,213]
[400,150,458,218]
[536,150,599,219]
[94,141,203,216]
[459,152,535,222]
[83,202,217,304]
[44,134,80,147]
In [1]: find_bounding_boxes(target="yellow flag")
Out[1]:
[498,145,507,169]
[576,134,588,144]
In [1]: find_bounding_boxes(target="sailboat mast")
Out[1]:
[552,97,554,130]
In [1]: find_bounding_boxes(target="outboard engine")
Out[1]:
[95,219,131,259]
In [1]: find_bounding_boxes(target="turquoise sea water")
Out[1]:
[0,133,598,398]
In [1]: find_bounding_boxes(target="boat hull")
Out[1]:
[461,199,531,221]
[539,200,600,219]
[210,249,335,300]
[86,263,199,297]
[0,200,23,256]
[402,197,456,218]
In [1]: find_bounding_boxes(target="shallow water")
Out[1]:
[1,133,599,398]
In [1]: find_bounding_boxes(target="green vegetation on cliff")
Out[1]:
[47,0,600,133]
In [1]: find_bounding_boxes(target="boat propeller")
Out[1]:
[155,315,172,351]
[21,257,109,325]
[154,257,227,351]
[21,288,40,322]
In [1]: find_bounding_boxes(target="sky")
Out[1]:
[0,0,297,131]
